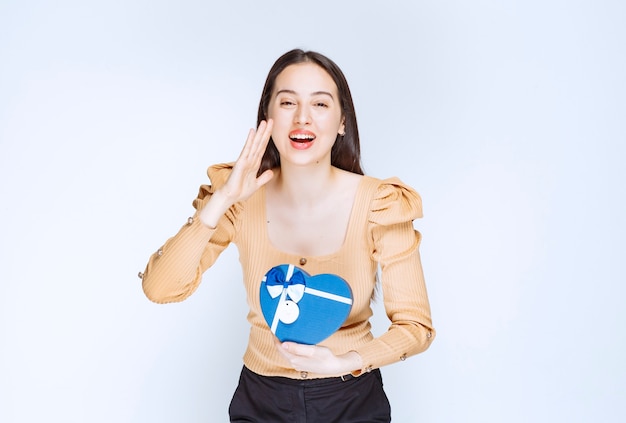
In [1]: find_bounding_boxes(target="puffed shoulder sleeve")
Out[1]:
[354,178,435,373]
[368,178,423,265]
[369,177,423,226]
[141,163,240,304]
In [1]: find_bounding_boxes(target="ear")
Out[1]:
[338,119,346,136]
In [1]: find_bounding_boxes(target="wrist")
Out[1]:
[341,351,363,374]
[198,189,233,228]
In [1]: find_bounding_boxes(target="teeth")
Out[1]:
[289,134,315,140]
[290,134,315,141]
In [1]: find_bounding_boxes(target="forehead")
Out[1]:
[273,62,338,95]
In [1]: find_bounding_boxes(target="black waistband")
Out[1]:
[242,366,376,387]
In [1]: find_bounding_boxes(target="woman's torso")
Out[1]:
[233,172,381,378]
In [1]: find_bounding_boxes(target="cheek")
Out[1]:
[267,106,290,122]
[266,102,278,119]
[316,112,342,129]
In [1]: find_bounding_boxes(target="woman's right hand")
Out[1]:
[199,120,274,228]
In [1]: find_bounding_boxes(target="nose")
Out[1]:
[294,104,311,125]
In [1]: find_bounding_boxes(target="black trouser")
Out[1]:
[229,366,391,422]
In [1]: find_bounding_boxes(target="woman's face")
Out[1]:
[267,62,345,167]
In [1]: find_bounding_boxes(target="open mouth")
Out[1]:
[288,130,316,150]
[289,130,316,143]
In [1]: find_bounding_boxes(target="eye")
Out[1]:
[314,102,329,108]
[280,100,295,107]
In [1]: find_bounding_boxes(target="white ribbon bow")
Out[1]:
[265,264,305,303]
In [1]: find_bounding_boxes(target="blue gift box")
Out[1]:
[260,264,353,345]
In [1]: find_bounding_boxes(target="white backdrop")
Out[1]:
[1,1,625,422]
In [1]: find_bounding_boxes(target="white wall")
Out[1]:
[1,1,624,422]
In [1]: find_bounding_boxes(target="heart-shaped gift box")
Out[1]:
[260,264,353,345]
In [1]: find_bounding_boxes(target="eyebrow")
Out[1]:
[275,89,335,99]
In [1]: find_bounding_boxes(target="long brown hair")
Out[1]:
[256,49,364,175]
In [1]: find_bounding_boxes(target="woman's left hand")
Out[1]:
[275,340,362,376]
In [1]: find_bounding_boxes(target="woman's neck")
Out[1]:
[272,162,338,207]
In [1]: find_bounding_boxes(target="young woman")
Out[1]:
[140,49,435,422]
